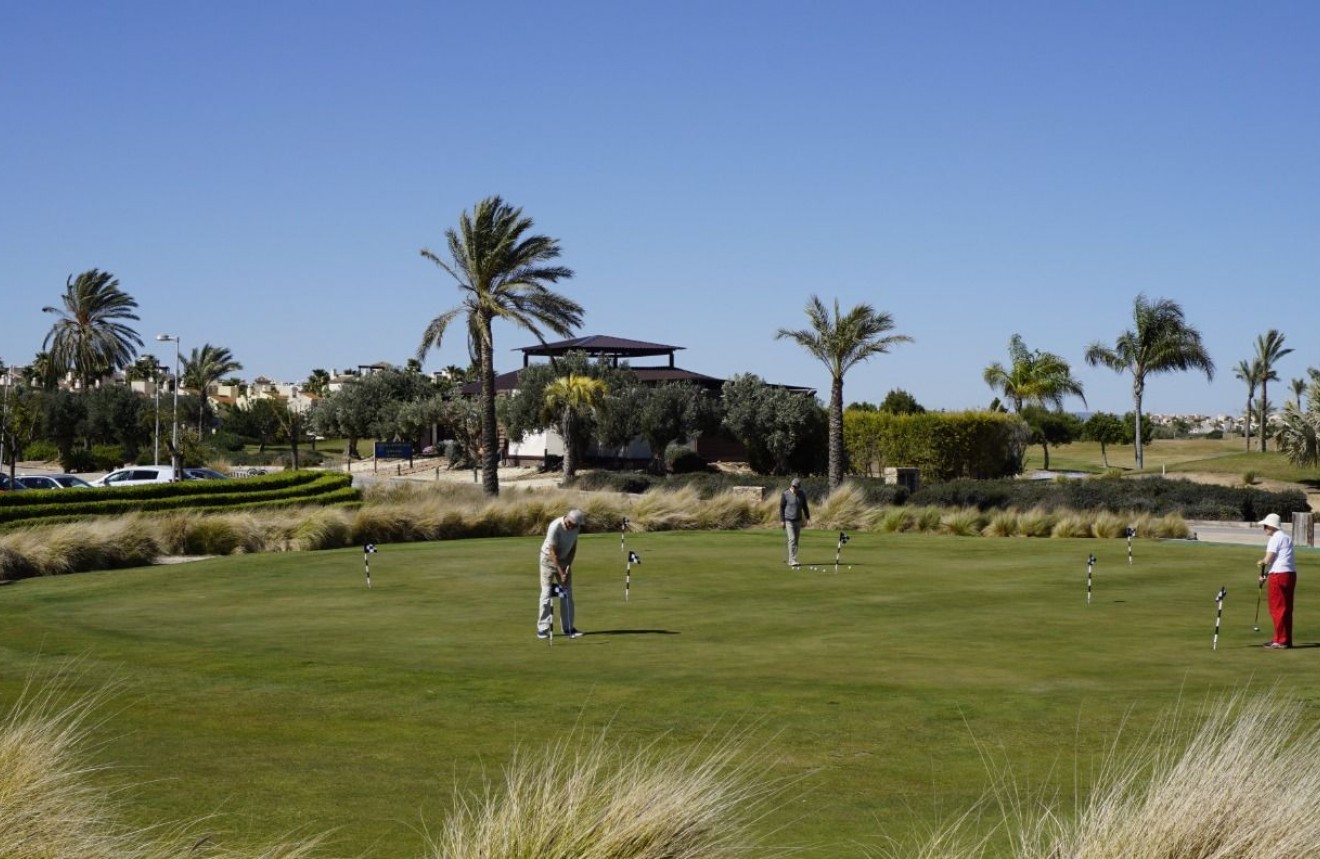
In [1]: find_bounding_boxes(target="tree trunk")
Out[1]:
[1132,375,1145,470]
[1260,379,1269,452]
[1042,442,1051,471]
[1100,442,1109,469]
[561,410,576,479]
[828,375,845,491]
[478,319,500,497]
[1245,392,1253,451]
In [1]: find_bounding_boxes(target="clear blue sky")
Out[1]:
[4,1,1317,416]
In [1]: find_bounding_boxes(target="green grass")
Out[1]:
[1,530,1316,857]
[1044,437,1320,485]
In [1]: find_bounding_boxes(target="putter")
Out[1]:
[1252,569,1264,632]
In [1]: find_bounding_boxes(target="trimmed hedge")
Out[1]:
[0,471,358,529]
[843,410,1025,480]
[909,476,1307,522]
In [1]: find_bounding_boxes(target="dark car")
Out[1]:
[0,473,26,492]
[17,474,95,490]
[184,467,230,480]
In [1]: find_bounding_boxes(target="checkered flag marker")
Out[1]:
[626,550,641,601]
[363,543,378,588]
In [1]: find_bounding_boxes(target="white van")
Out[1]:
[92,465,180,487]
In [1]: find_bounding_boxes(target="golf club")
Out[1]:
[1252,569,1264,632]
[1212,585,1227,651]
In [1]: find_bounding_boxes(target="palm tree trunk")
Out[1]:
[828,375,845,491]
[1261,380,1269,452]
[478,319,500,497]
[1245,392,1252,451]
[561,411,576,479]
[1133,375,1145,470]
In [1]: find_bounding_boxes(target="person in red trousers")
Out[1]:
[1256,513,1297,649]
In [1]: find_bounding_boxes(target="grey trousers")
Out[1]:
[784,519,803,565]
[538,559,574,633]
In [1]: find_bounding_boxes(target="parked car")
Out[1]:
[17,474,94,490]
[183,467,229,480]
[92,465,180,487]
[0,473,26,492]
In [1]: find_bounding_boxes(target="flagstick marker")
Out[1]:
[835,531,850,572]
[1212,586,1227,651]
[625,550,640,601]
[1086,554,1096,604]
[1127,527,1134,565]
[363,543,378,589]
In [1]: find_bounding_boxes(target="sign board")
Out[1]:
[374,441,414,460]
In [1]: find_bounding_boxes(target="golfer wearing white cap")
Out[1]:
[538,509,585,639]
[1256,512,1297,649]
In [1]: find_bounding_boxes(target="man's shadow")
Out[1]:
[582,629,679,636]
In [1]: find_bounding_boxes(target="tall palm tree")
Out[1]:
[1289,377,1307,411]
[542,374,608,478]
[416,195,580,496]
[183,343,243,434]
[1084,294,1214,470]
[41,269,142,391]
[776,295,912,491]
[1253,330,1292,453]
[982,334,1087,413]
[1233,358,1260,451]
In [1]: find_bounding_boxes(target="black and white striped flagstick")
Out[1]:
[625,550,640,601]
[1212,586,1227,651]
[1126,527,1134,565]
[620,516,630,553]
[834,531,850,572]
[363,543,378,588]
[1086,554,1096,604]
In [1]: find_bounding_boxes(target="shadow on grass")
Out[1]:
[585,629,680,636]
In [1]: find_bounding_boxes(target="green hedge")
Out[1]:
[909,476,1307,522]
[0,471,358,528]
[843,410,1024,481]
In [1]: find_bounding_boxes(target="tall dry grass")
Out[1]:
[0,482,1196,582]
[0,675,322,859]
[426,729,778,859]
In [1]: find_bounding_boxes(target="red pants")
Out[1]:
[1267,572,1296,647]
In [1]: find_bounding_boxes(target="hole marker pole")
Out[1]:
[835,531,849,572]
[1127,527,1134,565]
[1086,554,1095,604]
[363,542,377,589]
[626,550,640,601]
[1213,586,1227,651]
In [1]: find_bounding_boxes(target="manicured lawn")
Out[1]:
[1,530,1315,857]
[1046,436,1320,485]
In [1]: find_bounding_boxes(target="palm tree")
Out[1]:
[303,368,331,397]
[1289,377,1307,411]
[1084,294,1214,470]
[776,295,912,491]
[416,195,580,496]
[1253,330,1292,453]
[542,374,608,478]
[1233,358,1260,451]
[182,343,243,434]
[41,269,143,391]
[982,334,1087,413]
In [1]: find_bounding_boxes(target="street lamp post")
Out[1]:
[153,358,162,466]
[156,334,181,481]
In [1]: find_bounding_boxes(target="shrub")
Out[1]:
[88,444,124,470]
[665,445,710,474]
[59,448,98,474]
[21,439,58,462]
